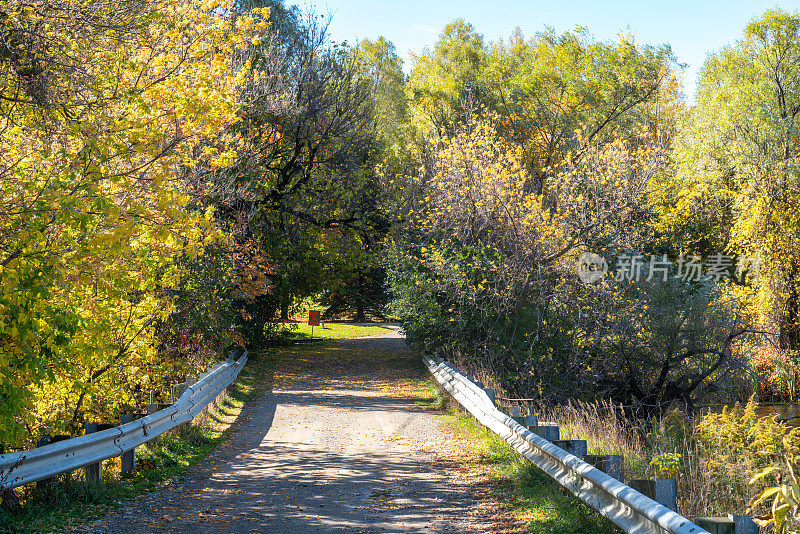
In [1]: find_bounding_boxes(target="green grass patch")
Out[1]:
[277,322,391,340]
[0,350,276,534]
[441,402,619,533]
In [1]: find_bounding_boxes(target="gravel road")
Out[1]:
[79,327,501,533]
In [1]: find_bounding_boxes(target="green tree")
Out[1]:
[657,9,800,353]
[406,19,489,138]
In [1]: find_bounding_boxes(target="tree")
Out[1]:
[0,0,268,443]
[406,19,488,139]
[206,17,401,321]
[485,28,679,191]
[658,9,800,355]
[390,111,668,393]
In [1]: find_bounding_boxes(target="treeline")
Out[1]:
[382,11,800,418]
[0,0,391,446]
[2,0,799,447]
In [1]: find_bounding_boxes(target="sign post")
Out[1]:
[309,310,320,338]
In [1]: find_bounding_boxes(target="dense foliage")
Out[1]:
[0,0,388,446]
[382,12,800,419]
[4,2,800,506]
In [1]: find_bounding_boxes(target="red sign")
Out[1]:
[308,310,320,326]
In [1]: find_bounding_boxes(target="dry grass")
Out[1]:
[514,398,794,520]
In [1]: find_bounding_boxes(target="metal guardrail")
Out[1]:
[424,355,709,534]
[0,350,248,491]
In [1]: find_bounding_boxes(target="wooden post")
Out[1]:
[692,517,734,534]
[529,425,559,441]
[120,415,136,477]
[49,435,74,480]
[146,404,161,445]
[83,423,112,482]
[584,454,625,482]
[553,439,587,458]
[35,435,52,491]
[728,515,760,534]
[508,406,527,426]
[628,478,677,511]
[522,415,538,428]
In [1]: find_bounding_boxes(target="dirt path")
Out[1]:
[80,328,503,533]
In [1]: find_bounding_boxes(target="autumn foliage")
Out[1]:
[0,0,269,444]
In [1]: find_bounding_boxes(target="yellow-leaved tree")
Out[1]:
[0,0,269,444]
[652,10,800,394]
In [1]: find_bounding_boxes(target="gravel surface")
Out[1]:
[78,328,500,533]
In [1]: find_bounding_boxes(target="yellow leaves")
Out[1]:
[0,0,275,443]
[211,149,238,169]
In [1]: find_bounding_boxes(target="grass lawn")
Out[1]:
[277,322,392,340]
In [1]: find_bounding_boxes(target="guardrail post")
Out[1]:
[627,478,677,511]
[483,388,495,404]
[34,435,52,490]
[176,382,188,397]
[522,415,538,427]
[146,404,164,445]
[729,515,759,534]
[553,439,587,458]
[50,435,74,479]
[584,454,625,482]
[529,425,559,441]
[119,414,136,477]
[692,517,734,534]
[84,424,103,482]
[507,407,528,426]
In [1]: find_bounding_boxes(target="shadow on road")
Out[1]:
[83,330,490,533]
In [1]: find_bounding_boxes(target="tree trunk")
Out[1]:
[280,300,289,322]
[354,274,366,322]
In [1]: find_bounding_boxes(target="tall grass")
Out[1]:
[525,397,796,519]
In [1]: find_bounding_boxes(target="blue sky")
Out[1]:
[295,0,800,102]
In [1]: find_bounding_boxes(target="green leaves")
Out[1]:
[749,456,800,533]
